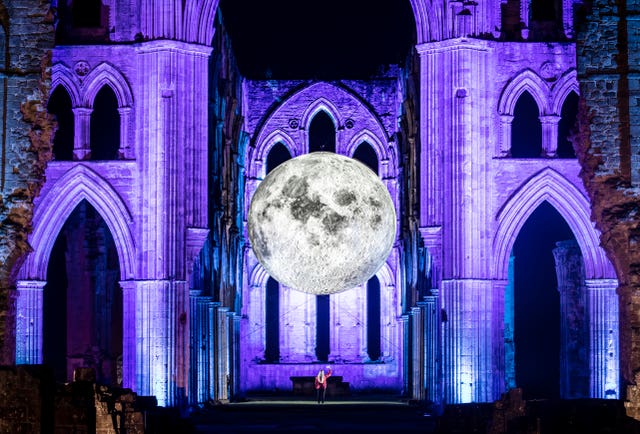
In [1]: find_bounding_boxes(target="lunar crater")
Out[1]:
[282,175,309,198]
[321,211,347,234]
[290,194,326,223]
[334,189,357,206]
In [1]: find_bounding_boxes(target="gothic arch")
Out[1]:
[374,259,396,290]
[51,63,81,107]
[248,262,271,290]
[550,69,579,115]
[493,168,614,280]
[248,130,298,178]
[250,82,392,167]
[301,97,342,138]
[82,62,134,108]
[19,164,135,281]
[498,69,549,115]
[346,129,397,177]
[183,0,219,44]
[409,0,435,42]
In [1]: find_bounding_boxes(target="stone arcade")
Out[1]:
[0,0,637,419]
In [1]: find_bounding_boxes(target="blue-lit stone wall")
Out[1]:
[0,0,54,365]
[575,0,640,418]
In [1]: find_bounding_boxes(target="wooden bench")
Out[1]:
[290,375,350,397]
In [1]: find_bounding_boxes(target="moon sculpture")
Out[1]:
[248,152,396,295]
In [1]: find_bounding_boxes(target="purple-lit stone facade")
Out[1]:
[241,79,403,393]
[416,37,618,402]
[8,0,621,408]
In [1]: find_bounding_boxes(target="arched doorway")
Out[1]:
[509,201,587,399]
[43,200,123,385]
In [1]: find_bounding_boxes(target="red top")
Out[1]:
[314,369,332,389]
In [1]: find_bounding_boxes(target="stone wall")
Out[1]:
[575,0,640,418]
[0,0,55,364]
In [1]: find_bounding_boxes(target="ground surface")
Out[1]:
[189,396,438,433]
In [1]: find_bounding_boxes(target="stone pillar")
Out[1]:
[72,107,92,160]
[493,278,510,397]
[540,115,561,157]
[120,280,136,390]
[136,40,212,406]
[441,279,494,403]
[400,314,410,397]
[133,279,186,406]
[190,290,206,404]
[208,301,218,400]
[215,306,230,401]
[15,280,45,364]
[118,106,133,159]
[586,278,619,399]
[411,305,425,401]
[520,0,530,39]
[499,115,514,157]
[230,312,242,399]
[553,240,589,399]
[189,290,219,404]
[424,291,440,403]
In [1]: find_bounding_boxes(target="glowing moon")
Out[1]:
[248,152,396,295]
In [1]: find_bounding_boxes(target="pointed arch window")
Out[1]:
[353,141,379,174]
[48,86,75,161]
[264,277,280,363]
[266,142,291,174]
[511,91,542,158]
[366,276,381,361]
[308,111,335,361]
[309,111,336,153]
[90,86,120,160]
[316,295,330,361]
[557,91,578,159]
[262,143,291,363]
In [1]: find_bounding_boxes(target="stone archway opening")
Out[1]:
[43,199,123,386]
[509,200,584,399]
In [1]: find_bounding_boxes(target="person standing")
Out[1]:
[314,367,332,403]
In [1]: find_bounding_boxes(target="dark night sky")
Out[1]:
[218,0,416,79]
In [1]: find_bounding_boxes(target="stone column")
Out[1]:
[117,106,133,159]
[499,115,514,157]
[493,278,510,396]
[215,306,230,401]
[15,280,45,364]
[72,107,92,160]
[424,291,440,403]
[585,278,619,399]
[553,240,589,399]
[120,280,136,390]
[540,115,561,157]
[189,290,211,404]
[230,312,242,399]
[441,279,494,403]
[132,279,187,406]
[400,314,410,397]
[136,40,212,406]
[520,0,530,40]
[411,305,425,401]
